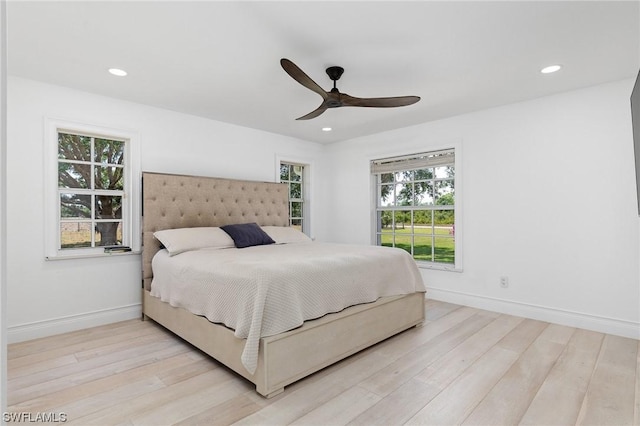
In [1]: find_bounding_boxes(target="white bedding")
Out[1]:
[150,242,425,374]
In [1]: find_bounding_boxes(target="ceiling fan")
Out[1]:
[280,58,420,120]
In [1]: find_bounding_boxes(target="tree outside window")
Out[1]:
[58,133,126,249]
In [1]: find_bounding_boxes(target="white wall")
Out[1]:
[6,76,326,342]
[7,75,639,343]
[322,78,640,338]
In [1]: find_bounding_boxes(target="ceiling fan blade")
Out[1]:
[296,103,328,120]
[341,94,420,108]
[281,58,328,100]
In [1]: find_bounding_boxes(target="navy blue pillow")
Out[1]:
[221,223,275,248]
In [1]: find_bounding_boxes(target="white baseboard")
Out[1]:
[7,303,142,344]
[426,287,640,340]
[8,291,639,344]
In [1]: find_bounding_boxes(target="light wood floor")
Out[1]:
[7,300,640,425]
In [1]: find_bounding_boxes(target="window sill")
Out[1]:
[45,251,141,261]
[417,261,463,273]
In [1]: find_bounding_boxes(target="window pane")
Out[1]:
[379,184,394,207]
[290,201,303,218]
[396,182,415,206]
[290,182,302,199]
[58,133,90,161]
[58,162,90,188]
[414,234,433,262]
[394,235,412,256]
[393,210,412,231]
[434,236,455,264]
[95,222,122,246]
[291,219,302,230]
[414,211,432,236]
[380,173,394,184]
[394,170,412,182]
[95,196,122,219]
[60,222,92,248]
[379,232,393,248]
[290,165,303,182]
[435,166,454,179]
[60,193,91,218]
[393,183,406,206]
[435,191,454,206]
[95,166,124,190]
[414,182,434,206]
[434,209,455,228]
[280,164,289,181]
[377,211,393,233]
[94,138,125,164]
[414,168,433,181]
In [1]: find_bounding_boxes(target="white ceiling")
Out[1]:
[7,1,640,144]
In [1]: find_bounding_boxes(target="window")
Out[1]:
[372,148,458,269]
[45,120,140,259]
[279,162,306,232]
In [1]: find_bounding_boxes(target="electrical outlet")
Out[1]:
[500,276,509,288]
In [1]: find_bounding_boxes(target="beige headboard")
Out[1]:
[142,172,289,290]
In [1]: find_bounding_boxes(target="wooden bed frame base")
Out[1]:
[143,289,425,397]
[140,173,426,397]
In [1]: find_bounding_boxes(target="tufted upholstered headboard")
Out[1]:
[142,172,289,290]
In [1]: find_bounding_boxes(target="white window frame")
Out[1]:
[275,155,312,236]
[44,118,141,259]
[370,142,462,272]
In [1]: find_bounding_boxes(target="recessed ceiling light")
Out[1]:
[108,68,128,77]
[322,127,332,132]
[540,65,562,74]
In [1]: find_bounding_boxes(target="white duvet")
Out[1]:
[150,242,425,374]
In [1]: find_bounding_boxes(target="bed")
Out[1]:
[141,171,426,397]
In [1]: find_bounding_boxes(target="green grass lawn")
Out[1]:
[380,226,455,264]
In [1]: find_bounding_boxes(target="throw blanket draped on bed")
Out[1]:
[150,242,425,374]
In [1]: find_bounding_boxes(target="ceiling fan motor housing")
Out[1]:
[326,66,344,81]
[325,66,345,107]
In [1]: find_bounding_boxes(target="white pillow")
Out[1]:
[153,227,235,256]
[261,226,312,244]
